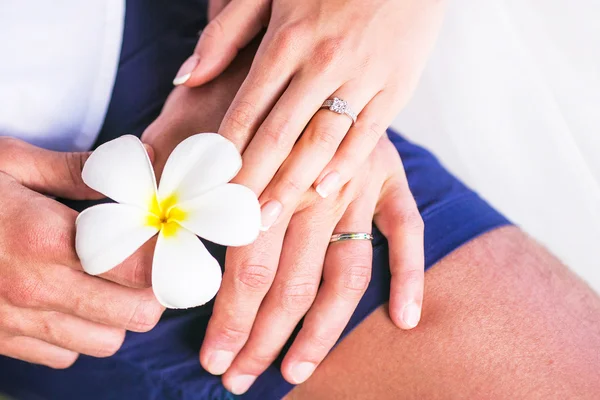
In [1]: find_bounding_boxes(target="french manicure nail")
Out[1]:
[207,350,233,375]
[173,55,199,85]
[229,375,256,395]
[402,302,421,329]
[290,362,316,384]
[315,171,341,198]
[260,200,282,231]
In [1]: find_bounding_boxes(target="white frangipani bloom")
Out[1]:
[76,134,260,309]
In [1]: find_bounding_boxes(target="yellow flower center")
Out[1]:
[146,193,187,237]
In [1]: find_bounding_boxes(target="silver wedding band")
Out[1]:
[329,232,374,244]
[321,97,357,125]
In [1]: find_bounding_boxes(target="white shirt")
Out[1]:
[0,0,125,151]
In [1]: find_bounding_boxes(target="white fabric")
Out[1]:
[392,0,600,292]
[0,0,125,152]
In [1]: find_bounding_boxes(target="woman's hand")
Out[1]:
[199,135,424,392]
[0,138,162,368]
[174,0,444,236]
[147,39,425,391]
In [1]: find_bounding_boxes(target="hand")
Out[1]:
[200,135,424,392]
[0,138,163,368]
[175,0,443,234]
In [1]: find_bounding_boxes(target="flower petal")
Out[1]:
[82,135,157,209]
[152,227,222,309]
[76,203,159,275]
[157,133,242,204]
[175,184,260,247]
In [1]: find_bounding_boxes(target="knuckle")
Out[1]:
[243,349,277,372]
[235,264,275,293]
[202,18,226,41]
[313,37,344,70]
[275,174,304,198]
[307,125,340,152]
[223,100,256,136]
[271,22,309,53]
[339,264,372,295]
[6,274,46,308]
[259,117,291,151]
[218,323,250,344]
[307,330,334,353]
[399,209,425,232]
[127,297,163,332]
[363,121,385,144]
[279,279,318,314]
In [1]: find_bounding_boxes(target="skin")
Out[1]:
[286,227,600,399]
[144,40,425,393]
[0,139,164,367]
[171,0,446,390]
[147,38,600,397]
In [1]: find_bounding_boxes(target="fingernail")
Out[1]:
[173,55,199,85]
[229,375,256,395]
[315,171,341,198]
[289,362,316,384]
[207,350,233,375]
[260,200,282,231]
[402,302,421,329]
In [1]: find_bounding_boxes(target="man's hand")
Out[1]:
[200,135,424,393]
[0,137,163,368]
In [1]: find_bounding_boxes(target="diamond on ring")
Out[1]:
[329,97,348,114]
[320,97,358,125]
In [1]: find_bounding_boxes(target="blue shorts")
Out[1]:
[0,1,510,399]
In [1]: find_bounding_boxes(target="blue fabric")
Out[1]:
[0,1,511,399]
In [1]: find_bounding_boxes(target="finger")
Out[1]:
[314,90,398,196]
[97,237,156,288]
[208,0,230,20]
[44,202,155,289]
[174,0,270,87]
[281,193,377,384]
[374,164,425,330]
[231,76,343,230]
[256,85,374,232]
[200,217,290,376]
[213,31,302,155]
[0,302,126,358]
[0,138,154,200]
[0,138,100,200]
[0,332,79,369]
[10,264,164,333]
[222,203,342,395]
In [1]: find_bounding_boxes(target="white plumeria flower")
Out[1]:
[75,134,260,309]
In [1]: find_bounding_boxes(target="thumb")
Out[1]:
[0,137,154,200]
[173,0,269,87]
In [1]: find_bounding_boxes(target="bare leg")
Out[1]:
[287,227,600,399]
[142,43,600,399]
